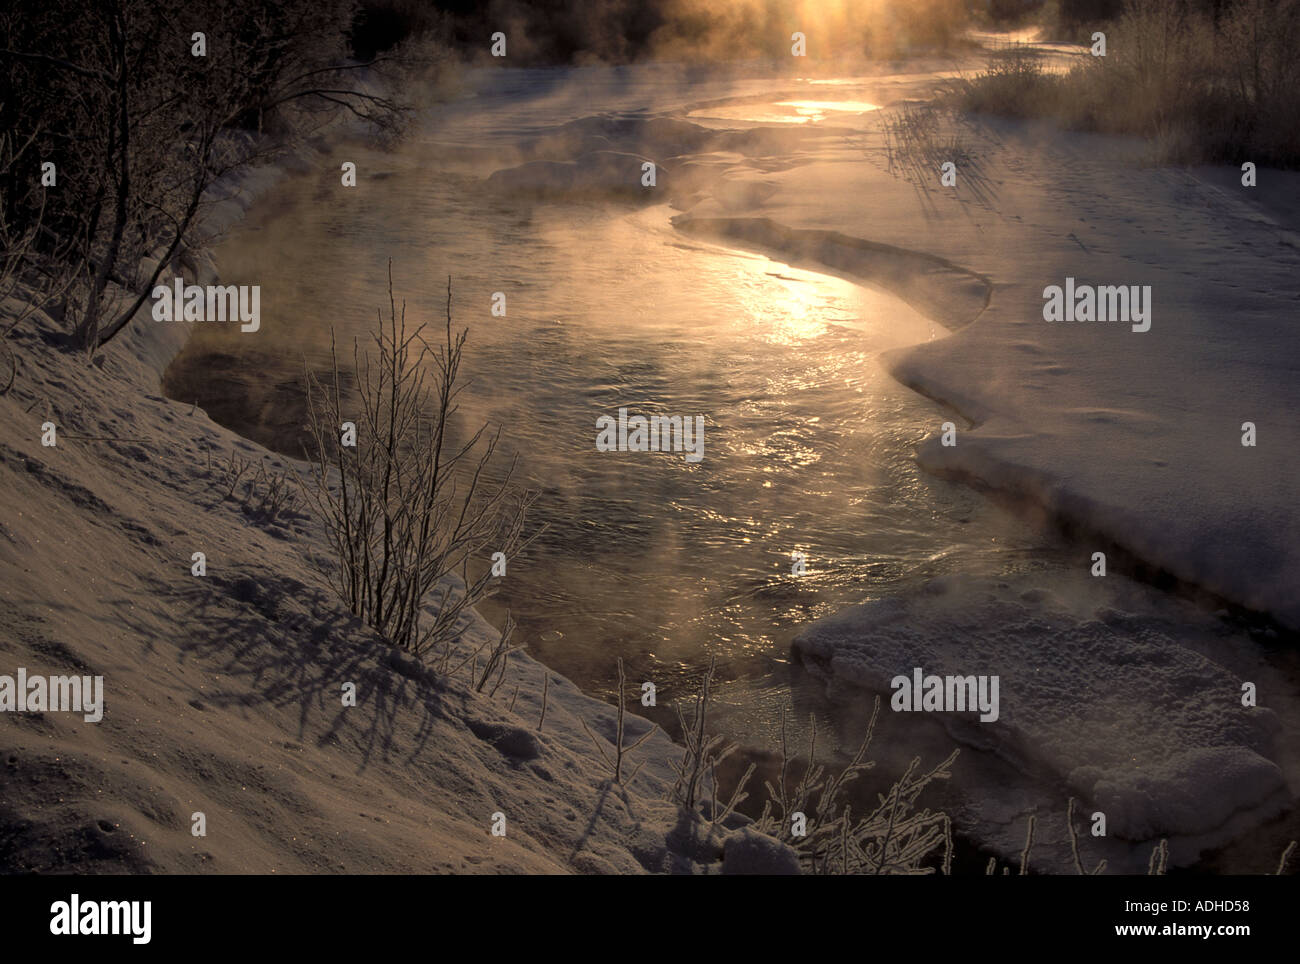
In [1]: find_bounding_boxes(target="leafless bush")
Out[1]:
[1,0,410,355]
[440,609,522,695]
[473,610,518,695]
[581,657,659,785]
[1065,796,1109,875]
[212,453,301,525]
[752,699,957,875]
[1147,837,1169,875]
[0,122,79,395]
[668,655,754,828]
[301,265,537,659]
[949,43,1063,118]
[215,454,254,501]
[668,659,954,874]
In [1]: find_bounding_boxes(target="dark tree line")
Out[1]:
[0,0,404,354]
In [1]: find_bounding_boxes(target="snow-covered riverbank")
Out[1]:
[0,282,772,872]
[0,120,806,874]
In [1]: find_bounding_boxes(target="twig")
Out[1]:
[1277,841,1296,875]
[538,673,549,731]
[1018,813,1036,875]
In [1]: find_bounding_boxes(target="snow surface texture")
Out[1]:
[792,573,1287,843]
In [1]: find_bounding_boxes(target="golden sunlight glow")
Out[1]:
[758,272,837,346]
[687,98,879,124]
[775,99,881,120]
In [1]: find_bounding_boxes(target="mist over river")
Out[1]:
[164,64,1300,872]
[167,87,1055,735]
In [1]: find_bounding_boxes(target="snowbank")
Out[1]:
[792,572,1288,845]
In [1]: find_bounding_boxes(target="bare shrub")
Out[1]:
[951,43,1062,118]
[1,0,409,355]
[669,659,956,874]
[212,454,301,525]
[301,265,537,658]
[441,609,522,695]
[0,120,79,395]
[668,656,754,827]
[580,657,659,785]
[753,701,957,875]
[954,0,1300,166]
[1065,796,1109,875]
